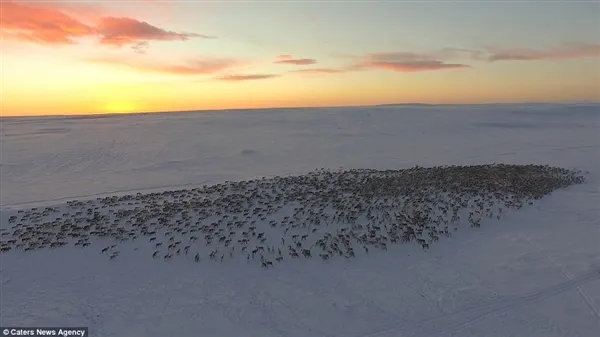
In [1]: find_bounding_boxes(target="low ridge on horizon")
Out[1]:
[2,101,599,119]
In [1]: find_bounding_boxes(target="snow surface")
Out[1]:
[1,103,599,337]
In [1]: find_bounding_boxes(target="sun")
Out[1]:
[104,101,138,114]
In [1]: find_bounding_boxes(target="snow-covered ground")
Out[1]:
[1,103,599,337]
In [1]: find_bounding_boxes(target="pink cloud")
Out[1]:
[274,55,317,65]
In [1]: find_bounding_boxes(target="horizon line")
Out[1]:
[1,100,598,119]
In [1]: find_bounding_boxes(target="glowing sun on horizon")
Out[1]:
[104,101,138,114]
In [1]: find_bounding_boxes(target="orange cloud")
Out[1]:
[274,55,317,65]
[487,43,600,62]
[1,1,96,44]
[216,74,280,81]
[87,56,240,75]
[0,1,211,48]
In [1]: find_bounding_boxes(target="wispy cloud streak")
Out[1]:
[289,68,348,74]
[290,52,470,76]
[216,74,280,81]
[274,55,317,65]
[486,43,600,62]
[97,17,214,47]
[358,52,470,72]
[86,57,239,75]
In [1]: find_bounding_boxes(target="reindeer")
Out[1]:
[302,249,312,258]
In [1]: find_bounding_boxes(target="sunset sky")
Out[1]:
[1,0,599,116]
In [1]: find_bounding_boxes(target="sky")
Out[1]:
[1,0,599,116]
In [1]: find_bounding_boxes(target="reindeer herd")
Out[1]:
[0,164,586,269]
